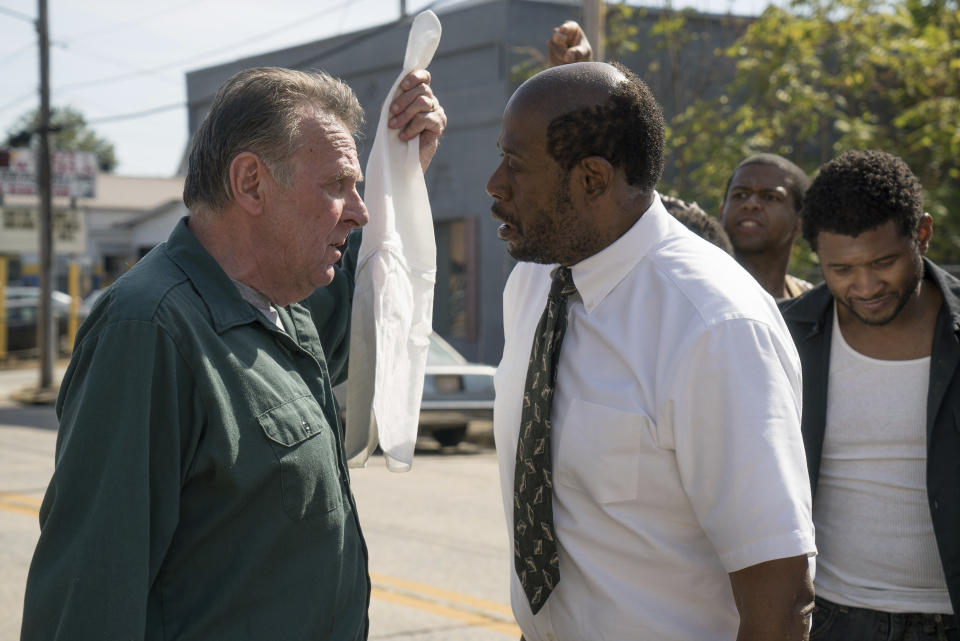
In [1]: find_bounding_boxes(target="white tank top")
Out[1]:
[813,303,951,613]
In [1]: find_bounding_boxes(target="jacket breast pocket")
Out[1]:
[258,395,344,521]
[554,399,647,504]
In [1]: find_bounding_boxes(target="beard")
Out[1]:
[503,181,604,266]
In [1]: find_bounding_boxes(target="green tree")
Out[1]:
[668,0,960,272]
[4,106,117,172]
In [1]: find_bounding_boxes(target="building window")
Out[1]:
[434,218,477,341]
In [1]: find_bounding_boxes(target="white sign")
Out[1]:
[0,148,98,198]
[0,206,87,254]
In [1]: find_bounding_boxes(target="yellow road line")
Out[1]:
[0,492,43,516]
[371,572,514,618]
[0,500,40,517]
[0,491,43,505]
[0,495,520,636]
[371,587,520,636]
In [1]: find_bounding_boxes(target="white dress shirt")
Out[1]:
[494,195,816,641]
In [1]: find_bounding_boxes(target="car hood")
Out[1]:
[425,363,496,377]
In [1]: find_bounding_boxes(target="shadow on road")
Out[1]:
[413,440,495,457]
[0,406,58,431]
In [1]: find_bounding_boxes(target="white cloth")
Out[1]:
[344,10,441,472]
[814,304,951,613]
[494,195,816,641]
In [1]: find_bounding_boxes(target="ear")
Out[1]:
[916,212,933,254]
[229,152,267,216]
[573,156,614,200]
[791,210,802,238]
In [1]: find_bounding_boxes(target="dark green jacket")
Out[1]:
[779,258,960,616]
[22,218,369,641]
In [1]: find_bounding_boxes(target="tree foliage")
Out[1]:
[506,0,959,271]
[4,106,117,172]
[663,0,960,270]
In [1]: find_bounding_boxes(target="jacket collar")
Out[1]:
[778,280,833,339]
[163,216,263,334]
[926,258,960,332]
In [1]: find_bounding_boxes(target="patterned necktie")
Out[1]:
[514,265,577,614]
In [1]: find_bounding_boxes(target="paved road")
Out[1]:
[0,365,517,641]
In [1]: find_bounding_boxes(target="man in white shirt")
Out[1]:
[780,150,960,640]
[487,61,816,641]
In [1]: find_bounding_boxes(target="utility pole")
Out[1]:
[37,0,55,391]
[400,0,407,18]
[583,0,606,62]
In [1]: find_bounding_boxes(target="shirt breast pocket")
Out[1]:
[258,395,344,521]
[554,399,648,504]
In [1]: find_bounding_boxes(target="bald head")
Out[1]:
[508,62,627,120]
[505,61,665,191]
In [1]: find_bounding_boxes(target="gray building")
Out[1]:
[184,0,748,364]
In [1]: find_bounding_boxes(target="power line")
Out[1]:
[0,4,34,22]
[286,0,427,71]
[61,0,211,43]
[110,0,439,123]
[86,102,185,124]
[8,0,444,127]
[0,89,35,114]
[71,0,383,125]
[57,43,181,88]
[0,39,34,68]
[52,0,357,94]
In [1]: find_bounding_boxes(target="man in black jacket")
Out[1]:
[780,149,960,640]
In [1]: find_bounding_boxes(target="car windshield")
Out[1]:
[427,333,466,366]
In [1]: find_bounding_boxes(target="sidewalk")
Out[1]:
[0,363,65,641]
[0,368,63,405]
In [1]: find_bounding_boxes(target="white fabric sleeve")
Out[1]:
[344,10,441,471]
[664,317,817,572]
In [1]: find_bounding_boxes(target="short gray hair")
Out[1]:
[183,67,364,213]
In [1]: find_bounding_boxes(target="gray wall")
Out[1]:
[183,0,747,364]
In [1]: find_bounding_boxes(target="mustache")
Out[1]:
[491,203,515,225]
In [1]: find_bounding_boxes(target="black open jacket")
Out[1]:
[779,258,960,616]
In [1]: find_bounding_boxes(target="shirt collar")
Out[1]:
[163,216,262,334]
[569,193,671,314]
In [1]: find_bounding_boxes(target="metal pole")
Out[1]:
[400,0,407,18]
[0,257,8,361]
[37,0,54,389]
[583,0,606,62]
[67,261,79,352]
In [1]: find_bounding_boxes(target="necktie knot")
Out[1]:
[550,266,577,299]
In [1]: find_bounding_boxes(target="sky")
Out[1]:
[0,0,772,178]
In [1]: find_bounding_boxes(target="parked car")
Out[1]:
[334,332,496,447]
[78,288,107,320]
[2,287,74,355]
[4,286,74,309]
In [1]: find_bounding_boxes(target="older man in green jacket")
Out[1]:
[21,66,446,641]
